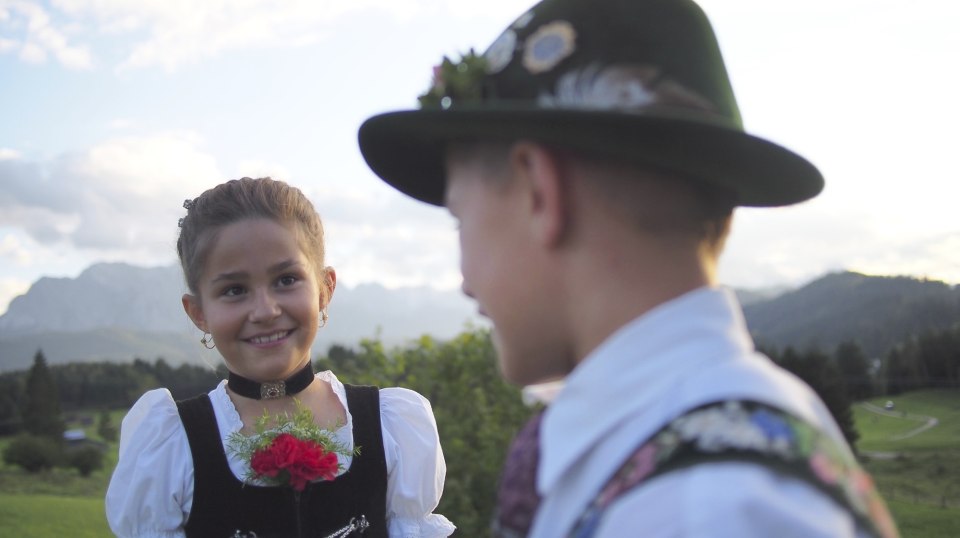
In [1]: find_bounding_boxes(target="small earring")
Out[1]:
[319,310,328,328]
[201,333,216,349]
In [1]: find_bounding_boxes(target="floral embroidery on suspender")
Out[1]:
[568,401,899,538]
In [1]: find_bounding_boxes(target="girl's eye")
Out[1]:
[222,285,245,297]
[277,275,298,287]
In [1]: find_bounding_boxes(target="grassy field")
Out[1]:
[1,392,959,536]
[0,493,110,537]
[0,409,119,535]
[856,389,960,537]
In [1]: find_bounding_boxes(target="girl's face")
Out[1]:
[182,218,332,382]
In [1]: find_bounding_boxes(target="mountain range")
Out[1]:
[1,263,958,371]
[0,262,485,371]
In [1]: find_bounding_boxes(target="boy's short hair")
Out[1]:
[447,139,735,255]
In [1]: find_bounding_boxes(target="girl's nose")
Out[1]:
[249,289,281,322]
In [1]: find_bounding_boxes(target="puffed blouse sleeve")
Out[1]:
[379,387,456,537]
[105,389,192,538]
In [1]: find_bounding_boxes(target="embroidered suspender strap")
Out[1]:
[568,400,899,538]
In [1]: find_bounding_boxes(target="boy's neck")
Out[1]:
[563,230,715,367]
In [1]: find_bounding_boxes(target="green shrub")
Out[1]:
[2,434,62,473]
[97,410,118,443]
[65,446,104,477]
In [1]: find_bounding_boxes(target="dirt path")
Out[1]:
[860,402,940,441]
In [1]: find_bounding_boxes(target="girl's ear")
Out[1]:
[320,267,337,310]
[182,293,208,332]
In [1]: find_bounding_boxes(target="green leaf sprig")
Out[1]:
[227,399,358,486]
[418,49,489,109]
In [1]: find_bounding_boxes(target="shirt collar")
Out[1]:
[537,286,754,493]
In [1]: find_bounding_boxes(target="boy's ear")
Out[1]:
[510,141,567,247]
[182,294,208,332]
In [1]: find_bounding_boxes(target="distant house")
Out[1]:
[63,428,108,451]
[64,429,88,445]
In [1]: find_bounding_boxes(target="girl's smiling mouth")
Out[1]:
[246,330,293,346]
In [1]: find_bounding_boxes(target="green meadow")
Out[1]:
[0,410,118,537]
[2,392,959,536]
[856,389,960,537]
[0,493,110,537]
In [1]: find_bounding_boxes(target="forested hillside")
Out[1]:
[743,271,960,358]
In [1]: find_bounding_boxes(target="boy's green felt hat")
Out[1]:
[358,0,823,207]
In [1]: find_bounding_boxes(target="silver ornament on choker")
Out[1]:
[227,362,314,400]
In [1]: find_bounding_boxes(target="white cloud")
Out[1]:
[0,131,222,260]
[48,0,418,72]
[720,202,960,290]
[0,277,31,316]
[3,0,93,69]
[0,36,17,53]
[0,206,80,244]
[21,0,523,72]
[0,148,21,160]
[108,118,134,129]
[0,233,36,266]
[235,160,292,183]
[846,233,960,285]
[18,41,46,62]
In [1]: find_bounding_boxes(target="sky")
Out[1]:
[1,0,958,316]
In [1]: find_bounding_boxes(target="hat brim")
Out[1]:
[358,108,823,208]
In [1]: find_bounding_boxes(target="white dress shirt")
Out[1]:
[106,370,455,538]
[530,286,871,538]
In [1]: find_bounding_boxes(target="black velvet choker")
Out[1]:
[227,362,315,400]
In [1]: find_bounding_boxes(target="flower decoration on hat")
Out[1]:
[484,29,518,74]
[227,400,355,492]
[537,63,717,116]
[522,20,577,74]
[417,49,490,109]
[512,10,535,30]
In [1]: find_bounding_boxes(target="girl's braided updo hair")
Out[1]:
[177,177,332,307]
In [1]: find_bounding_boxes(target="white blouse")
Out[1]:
[105,370,456,538]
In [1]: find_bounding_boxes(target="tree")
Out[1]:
[776,347,859,450]
[916,329,960,388]
[394,331,533,536]
[835,341,873,400]
[315,329,534,536]
[885,340,923,395]
[97,409,118,443]
[22,350,65,441]
[0,372,24,435]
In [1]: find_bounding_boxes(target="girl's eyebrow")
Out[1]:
[211,270,247,284]
[270,259,300,273]
[210,260,301,284]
